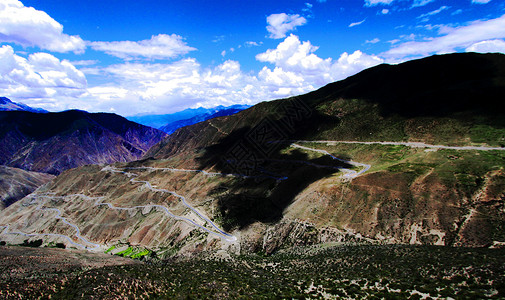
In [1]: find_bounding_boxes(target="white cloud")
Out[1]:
[472,0,491,4]
[466,39,505,53]
[381,9,390,14]
[366,38,381,44]
[364,0,395,7]
[417,6,450,20]
[384,14,505,59]
[71,60,99,67]
[245,41,262,47]
[80,35,384,115]
[256,34,383,93]
[0,0,85,53]
[349,19,367,27]
[85,59,264,115]
[90,34,196,60]
[266,13,307,39]
[0,45,86,106]
[411,0,435,8]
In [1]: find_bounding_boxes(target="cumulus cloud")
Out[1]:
[85,59,264,115]
[364,0,395,7]
[90,34,196,60]
[472,0,491,4]
[266,13,307,39]
[256,34,383,95]
[0,45,86,107]
[384,14,505,59]
[82,35,384,115]
[0,0,85,53]
[466,39,505,53]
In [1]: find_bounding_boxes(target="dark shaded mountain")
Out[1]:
[143,52,505,247]
[0,166,54,209]
[0,97,48,113]
[0,110,167,175]
[127,105,250,130]
[148,52,505,160]
[159,106,249,134]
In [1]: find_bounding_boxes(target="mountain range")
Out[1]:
[0,110,167,175]
[0,97,48,113]
[0,52,504,257]
[127,104,250,133]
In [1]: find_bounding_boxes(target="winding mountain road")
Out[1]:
[292,140,505,151]
[101,166,238,242]
[291,143,371,179]
[1,143,372,249]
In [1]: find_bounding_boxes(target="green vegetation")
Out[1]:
[115,246,134,257]
[130,249,151,259]
[110,245,152,260]
[470,124,505,146]
[22,245,502,299]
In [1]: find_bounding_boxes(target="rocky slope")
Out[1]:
[1,53,504,256]
[0,166,54,209]
[0,110,167,175]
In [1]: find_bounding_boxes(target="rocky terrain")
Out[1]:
[0,53,504,259]
[0,166,54,209]
[0,110,167,175]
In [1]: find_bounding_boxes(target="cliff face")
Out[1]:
[1,53,505,255]
[0,110,167,175]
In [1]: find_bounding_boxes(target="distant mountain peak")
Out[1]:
[0,97,48,113]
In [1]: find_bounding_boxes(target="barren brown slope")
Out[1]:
[0,166,54,209]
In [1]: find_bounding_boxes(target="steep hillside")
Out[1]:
[0,166,54,209]
[148,52,505,161]
[1,53,504,257]
[0,110,167,175]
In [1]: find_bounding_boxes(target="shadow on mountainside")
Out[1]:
[196,109,350,231]
[305,53,505,120]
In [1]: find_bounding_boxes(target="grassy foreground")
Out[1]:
[3,244,503,299]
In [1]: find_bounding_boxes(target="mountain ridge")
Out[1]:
[0,110,167,175]
[0,97,48,113]
[127,104,250,130]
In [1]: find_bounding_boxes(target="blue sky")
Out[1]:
[1,0,505,116]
